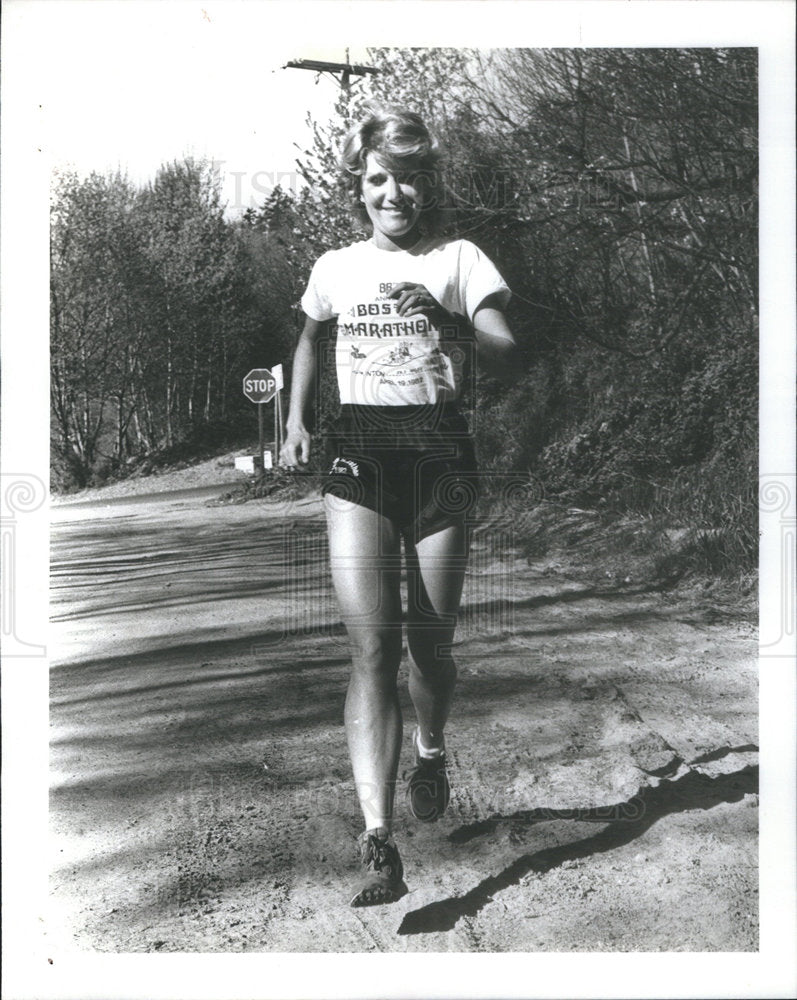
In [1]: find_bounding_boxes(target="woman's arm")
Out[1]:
[472,294,518,379]
[388,283,519,379]
[473,303,516,358]
[280,315,326,467]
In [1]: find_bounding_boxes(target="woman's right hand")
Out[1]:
[280,425,311,468]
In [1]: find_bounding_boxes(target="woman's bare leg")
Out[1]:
[405,521,470,750]
[325,494,403,832]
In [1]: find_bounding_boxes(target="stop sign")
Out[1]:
[243,368,277,403]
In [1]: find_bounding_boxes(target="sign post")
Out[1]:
[243,368,279,470]
[258,399,265,469]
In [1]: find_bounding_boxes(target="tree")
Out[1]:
[50,169,144,484]
[137,158,243,445]
[51,158,263,487]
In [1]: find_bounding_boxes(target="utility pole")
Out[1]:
[283,49,379,90]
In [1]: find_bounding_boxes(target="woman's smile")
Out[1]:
[361,152,426,248]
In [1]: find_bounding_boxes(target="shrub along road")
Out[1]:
[49,479,758,953]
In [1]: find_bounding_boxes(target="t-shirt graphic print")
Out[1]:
[301,238,511,406]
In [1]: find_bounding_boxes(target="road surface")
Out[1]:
[49,484,758,952]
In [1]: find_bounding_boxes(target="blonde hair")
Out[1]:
[339,103,443,230]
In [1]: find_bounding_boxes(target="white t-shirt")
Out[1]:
[301,237,511,406]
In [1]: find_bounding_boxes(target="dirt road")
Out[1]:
[49,480,758,953]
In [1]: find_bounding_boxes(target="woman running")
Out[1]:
[280,103,516,906]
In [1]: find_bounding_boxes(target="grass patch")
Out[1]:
[208,468,321,506]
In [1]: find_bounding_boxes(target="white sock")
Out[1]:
[416,729,445,759]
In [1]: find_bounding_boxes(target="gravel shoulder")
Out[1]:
[51,450,257,505]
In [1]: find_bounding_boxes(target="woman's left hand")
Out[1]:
[388,282,451,326]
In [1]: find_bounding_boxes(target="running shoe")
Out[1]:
[350,828,409,907]
[406,729,450,822]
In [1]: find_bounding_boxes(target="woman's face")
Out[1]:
[361,151,429,248]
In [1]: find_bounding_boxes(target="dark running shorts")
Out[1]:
[322,403,479,543]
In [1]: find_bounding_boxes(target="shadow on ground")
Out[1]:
[398,763,758,935]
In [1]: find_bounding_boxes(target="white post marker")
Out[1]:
[272,364,284,459]
[271,365,282,461]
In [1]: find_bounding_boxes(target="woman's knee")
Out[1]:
[407,628,457,678]
[349,628,402,677]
